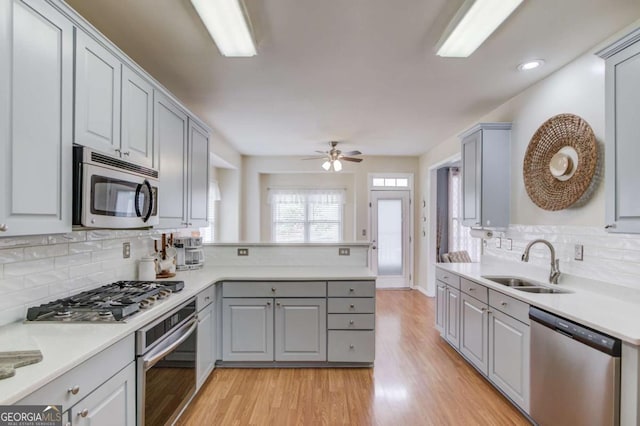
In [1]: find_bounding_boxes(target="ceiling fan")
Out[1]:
[303,141,363,171]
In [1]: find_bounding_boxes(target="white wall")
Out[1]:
[416,28,632,295]
[242,155,420,242]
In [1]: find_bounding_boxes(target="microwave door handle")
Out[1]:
[143,317,198,371]
[135,180,153,223]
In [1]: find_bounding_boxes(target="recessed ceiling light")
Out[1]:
[517,59,545,71]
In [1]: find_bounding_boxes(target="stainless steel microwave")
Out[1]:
[73,146,159,228]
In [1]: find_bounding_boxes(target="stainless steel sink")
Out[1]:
[482,276,540,287]
[514,287,571,294]
[481,275,572,294]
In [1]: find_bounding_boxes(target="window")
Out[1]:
[448,168,481,261]
[372,177,409,188]
[269,189,344,242]
[200,179,221,243]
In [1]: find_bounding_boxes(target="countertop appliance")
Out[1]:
[73,146,159,229]
[530,307,621,426]
[136,298,197,426]
[25,281,184,322]
[174,236,205,271]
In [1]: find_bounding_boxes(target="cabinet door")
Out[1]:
[275,298,327,362]
[222,298,273,361]
[187,120,209,227]
[435,282,446,333]
[155,91,188,228]
[74,29,121,154]
[488,310,530,412]
[461,130,482,227]
[460,293,488,375]
[71,362,136,426]
[196,302,215,389]
[444,287,460,349]
[121,66,154,167]
[605,41,640,233]
[0,0,73,236]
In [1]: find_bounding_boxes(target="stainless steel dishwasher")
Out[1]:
[529,307,621,426]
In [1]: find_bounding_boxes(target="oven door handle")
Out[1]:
[143,317,198,371]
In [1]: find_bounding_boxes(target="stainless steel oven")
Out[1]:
[73,146,159,228]
[136,298,197,426]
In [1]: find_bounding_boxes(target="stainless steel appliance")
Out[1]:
[73,146,159,228]
[175,236,205,270]
[25,281,184,322]
[136,298,197,426]
[530,307,621,426]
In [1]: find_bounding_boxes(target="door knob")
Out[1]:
[0,224,7,232]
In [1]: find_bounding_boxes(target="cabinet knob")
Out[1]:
[68,385,80,395]
[276,302,281,307]
[266,301,271,306]
[349,304,355,308]
[0,224,7,232]
[500,301,507,306]
[349,320,354,325]
[469,287,475,291]
[123,151,130,157]
[481,307,487,312]
[114,148,121,154]
[605,224,616,229]
[349,288,355,292]
[271,287,276,292]
[349,344,355,349]
[205,296,210,301]
[78,409,89,418]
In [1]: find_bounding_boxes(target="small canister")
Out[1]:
[138,256,157,281]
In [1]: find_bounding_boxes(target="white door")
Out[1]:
[371,190,410,288]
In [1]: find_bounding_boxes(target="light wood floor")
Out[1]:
[178,290,530,426]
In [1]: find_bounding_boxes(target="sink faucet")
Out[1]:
[521,239,561,284]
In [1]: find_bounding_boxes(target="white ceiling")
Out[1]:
[66,0,640,156]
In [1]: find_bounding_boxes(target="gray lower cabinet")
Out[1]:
[275,298,327,362]
[435,282,446,333]
[222,298,273,362]
[460,292,488,375]
[0,0,73,236]
[196,286,215,388]
[70,362,135,426]
[598,29,640,233]
[444,286,460,349]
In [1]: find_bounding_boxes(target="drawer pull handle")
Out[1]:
[469,288,475,291]
[349,304,355,308]
[349,288,355,292]
[271,287,276,292]
[349,320,354,325]
[349,344,355,349]
[78,409,89,418]
[501,301,507,306]
[443,275,449,279]
[68,385,80,395]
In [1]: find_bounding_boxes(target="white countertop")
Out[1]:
[0,266,375,404]
[436,261,640,345]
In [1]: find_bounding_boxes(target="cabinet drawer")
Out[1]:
[196,284,215,312]
[489,289,529,324]
[436,268,460,289]
[222,281,326,298]
[328,314,375,330]
[18,335,134,408]
[461,278,488,303]
[327,281,375,298]
[328,330,375,363]
[328,298,375,314]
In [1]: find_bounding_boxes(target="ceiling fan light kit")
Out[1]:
[190,0,257,57]
[436,0,524,57]
[303,141,363,172]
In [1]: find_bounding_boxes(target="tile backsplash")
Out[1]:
[0,229,164,326]
[485,224,640,291]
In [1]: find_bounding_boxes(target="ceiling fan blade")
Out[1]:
[342,150,362,156]
[301,156,327,160]
[315,150,328,155]
[341,157,363,163]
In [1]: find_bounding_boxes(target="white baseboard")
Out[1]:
[414,285,432,298]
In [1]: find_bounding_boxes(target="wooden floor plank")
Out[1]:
[178,290,530,425]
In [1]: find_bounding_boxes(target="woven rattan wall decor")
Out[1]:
[523,113,598,211]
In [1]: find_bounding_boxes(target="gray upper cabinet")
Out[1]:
[460,123,511,229]
[0,0,73,236]
[74,29,121,155]
[155,92,188,228]
[121,66,155,168]
[188,121,210,227]
[598,29,640,233]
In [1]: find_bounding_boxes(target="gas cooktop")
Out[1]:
[26,280,184,322]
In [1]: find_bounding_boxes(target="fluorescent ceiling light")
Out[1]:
[517,59,544,71]
[191,0,257,57]
[436,0,524,57]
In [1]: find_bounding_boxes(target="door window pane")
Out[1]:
[377,199,403,275]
